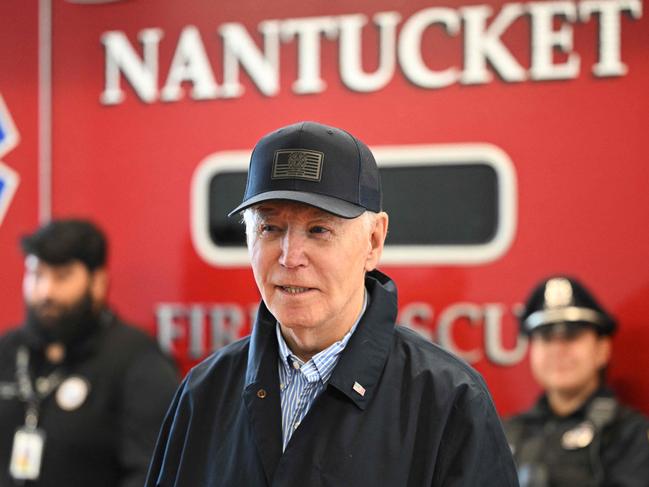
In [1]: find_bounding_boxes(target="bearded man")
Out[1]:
[0,219,178,487]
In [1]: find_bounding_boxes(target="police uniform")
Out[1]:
[504,276,649,487]
[0,308,178,487]
[506,388,649,487]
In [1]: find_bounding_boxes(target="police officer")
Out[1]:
[505,275,649,487]
[0,219,178,487]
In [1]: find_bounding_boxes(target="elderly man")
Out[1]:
[505,275,649,487]
[0,219,178,487]
[146,121,518,486]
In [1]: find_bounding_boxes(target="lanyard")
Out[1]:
[15,346,64,429]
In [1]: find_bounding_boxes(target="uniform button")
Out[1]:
[293,421,300,430]
[257,389,267,399]
[292,361,300,370]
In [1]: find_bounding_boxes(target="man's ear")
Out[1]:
[596,336,612,369]
[365,212,389,272]
[90,268,109,305]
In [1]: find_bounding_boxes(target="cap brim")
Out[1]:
[527,322,596,338]
[228,190,366,219]
[523,306,612,334]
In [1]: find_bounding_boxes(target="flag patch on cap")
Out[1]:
[272,149,323,182]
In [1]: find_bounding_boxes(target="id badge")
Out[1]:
[9,427,46,480]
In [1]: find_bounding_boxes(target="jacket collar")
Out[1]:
[244,269,398,396]
[242,300,283,485]
[241,270,398,483]
[327,270,397,410]
[244,301,279,387]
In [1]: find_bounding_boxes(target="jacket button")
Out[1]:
[257,389,267,399]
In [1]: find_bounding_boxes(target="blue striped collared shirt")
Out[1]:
[276,290,368,451]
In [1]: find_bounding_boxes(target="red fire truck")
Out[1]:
[1,0,647,417]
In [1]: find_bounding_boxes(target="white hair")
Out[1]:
[242,207,258,244]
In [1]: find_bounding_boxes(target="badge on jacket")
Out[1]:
[56,376,90,411]
[561,421,595,449]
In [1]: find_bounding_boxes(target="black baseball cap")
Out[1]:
[228,121,382,218]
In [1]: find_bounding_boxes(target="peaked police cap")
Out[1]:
[519,275,617,336]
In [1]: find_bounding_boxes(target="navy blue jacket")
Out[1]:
[0,309,178,487]
[146,271,518,486]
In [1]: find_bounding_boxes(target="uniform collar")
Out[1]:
[531,386,614,420]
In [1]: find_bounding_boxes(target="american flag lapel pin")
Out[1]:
[353,381,366,397]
